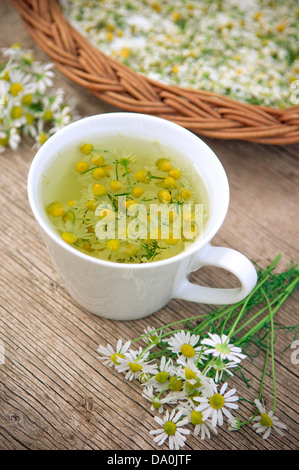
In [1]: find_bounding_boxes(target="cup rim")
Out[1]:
[27,112,229,270]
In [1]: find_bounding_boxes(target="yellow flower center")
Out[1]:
[155,371,169,383]
[39,132,48,145]
[80,143,93,155]
[75,161,89,173]
[110,180,122,191]
[21,94,33,105]
[62,232,77,244]
[164,421,177,436]
[156,158,172,172]
[110,353,125,365]
[92,183,107,196]
[129,362,143,373]
[185,368,197,380]
[162,176,177,189]
[180,344,195,358]
[10,82,23,96]
[191,410,204,425]
[152,400,162,410]
[86,200,97,211]
[11,106,23,119]
[1,70,10,81]
[46,201,64,217]
[131,187,144,198]
[260,413,273,427]
[92,167,106,180]
[24,52,34,63]
[91,154,105,166]
[209,393,225,410]
[134,169,148,182]
[26,113,35,125]
[169,378,183,391]
[44,109,53,121]
[0,136,9,147]
[106,239,120,251]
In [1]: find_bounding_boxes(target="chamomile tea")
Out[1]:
[42,134,209,263]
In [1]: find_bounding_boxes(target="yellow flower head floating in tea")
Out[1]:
[44,136,209,264]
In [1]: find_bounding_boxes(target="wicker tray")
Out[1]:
[11,0,299,145]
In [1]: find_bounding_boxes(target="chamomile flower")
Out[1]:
[142,326,162,346]
[0,127,21,152]
[6,99,26,128]
[252,399,287,439]
[177,399,218,440]
[0,132,8,153]
[227,417,241,431]
[7,69,33,96]
[142,385,178,413]
[48,104,73,135]
[31,61,55,93]
[166,330,204,362]
[7,127,21,150]
[0,44,78,153]
[194,382,239,427]
[116,347,157,381]
[201,333,246,363]
[144,355,176,391]
[1,43,25,60]
[205,356,240,383]
[117,150,136,167]
[97,339,131,368]
[62,0,299,107]
[150,409,190,450]
[41,87,65,112]
[176,358,216,396]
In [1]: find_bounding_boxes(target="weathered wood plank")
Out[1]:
[0,0,298,451]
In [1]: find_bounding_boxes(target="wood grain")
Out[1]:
[0,0,298,451]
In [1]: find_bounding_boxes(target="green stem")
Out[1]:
[227,275,271,339]
[131,316,209,344]
[80,166,98,174]
[122,160,131,187]
[115,160,119,181]
[259,318,270,402]
[262,288,277,412]
[236,275,299,345]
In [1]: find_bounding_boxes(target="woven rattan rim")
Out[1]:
[11,0,299,145]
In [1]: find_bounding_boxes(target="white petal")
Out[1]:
[222,408,233,420]
[254,399,265,414]
[211,409,218,427]
[225,402,239,409]
[201,338,216,347]
[263,428,271,439]
[217,409,223,426]
[274,426,285,436]
[220,382,228,395]
[150,428,164,436]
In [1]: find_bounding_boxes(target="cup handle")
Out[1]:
[173,243,257,304]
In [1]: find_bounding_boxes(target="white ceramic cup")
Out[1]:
[27,112,257,321]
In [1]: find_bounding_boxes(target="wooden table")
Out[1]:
[0,1,298,451]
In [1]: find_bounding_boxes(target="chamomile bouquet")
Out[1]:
[0,43,79,153]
